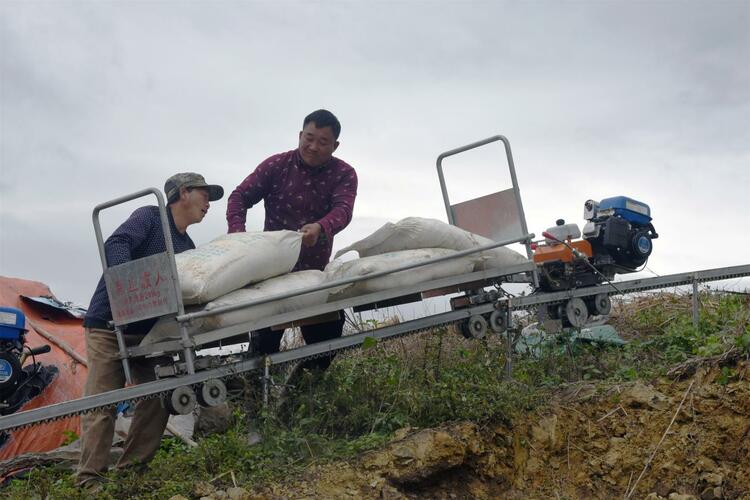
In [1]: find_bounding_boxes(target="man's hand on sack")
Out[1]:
[300,223,322,247]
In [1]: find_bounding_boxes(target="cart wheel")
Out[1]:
[489,310,507,333]
[564,298,589,329]
[163,386,197,415]
[592,293,612,316]
[197,379,227,407]
[466,315,488,339]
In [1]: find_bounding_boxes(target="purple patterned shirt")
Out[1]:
[226,149,358,271]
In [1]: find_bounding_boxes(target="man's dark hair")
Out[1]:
[303,109,341,140]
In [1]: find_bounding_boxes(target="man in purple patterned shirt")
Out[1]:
[226,109,357,368]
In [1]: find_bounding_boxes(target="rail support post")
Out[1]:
[505,300,514,380]
[692,278,700,328]
[262,356,271,408]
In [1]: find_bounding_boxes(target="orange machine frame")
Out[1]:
[533,240,593,264]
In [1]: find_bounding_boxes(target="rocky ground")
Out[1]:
[204,361,749,499]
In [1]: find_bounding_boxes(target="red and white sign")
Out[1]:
[104,252,179,325]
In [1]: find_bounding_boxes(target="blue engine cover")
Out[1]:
[0,307,26,341]
[599,196,652,225]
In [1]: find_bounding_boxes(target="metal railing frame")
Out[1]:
[92,188,195,379]
[436,135,539,288]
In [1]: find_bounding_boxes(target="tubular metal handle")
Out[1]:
[90,187,192,377]
[435,134,538,287]
[436,135,513,225]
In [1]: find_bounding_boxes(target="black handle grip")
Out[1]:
[28,345,52,356]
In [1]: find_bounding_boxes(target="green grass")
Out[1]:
[3,291,747,499]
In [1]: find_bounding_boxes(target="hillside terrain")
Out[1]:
[4,290,749,499]
[252,367,748,499]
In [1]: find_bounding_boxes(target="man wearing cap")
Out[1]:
[76,173,223,491]
[226,109,357,370]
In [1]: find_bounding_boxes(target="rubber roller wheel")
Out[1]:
[489,310,507,333]
[592,293,612,316]
[564,298,589,329]
[163,386,197,415]
[465,315,488,339]
[197,379,227,408]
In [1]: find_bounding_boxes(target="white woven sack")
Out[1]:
[325,248,475,299]
[142,270,328,345]
[201,270,329,330]
[334,217,527,271]
[177,230,302,305]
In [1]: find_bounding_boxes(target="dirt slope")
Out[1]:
[251,362,749,499]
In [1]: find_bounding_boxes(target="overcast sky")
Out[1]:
[1,0,749,307]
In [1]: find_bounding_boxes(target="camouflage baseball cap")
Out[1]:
[164,172,224,202]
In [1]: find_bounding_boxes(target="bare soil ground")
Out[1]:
[251,361,750,499]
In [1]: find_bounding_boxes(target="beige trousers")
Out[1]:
[76,328,170,485]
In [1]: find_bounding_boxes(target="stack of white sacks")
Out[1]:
[143,218,528,344]
[327,217,527,298]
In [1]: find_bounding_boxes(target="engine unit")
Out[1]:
[582,196,658,278]
[0,307,55,416]
[533,196,658,293]
[0,307,29,406]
